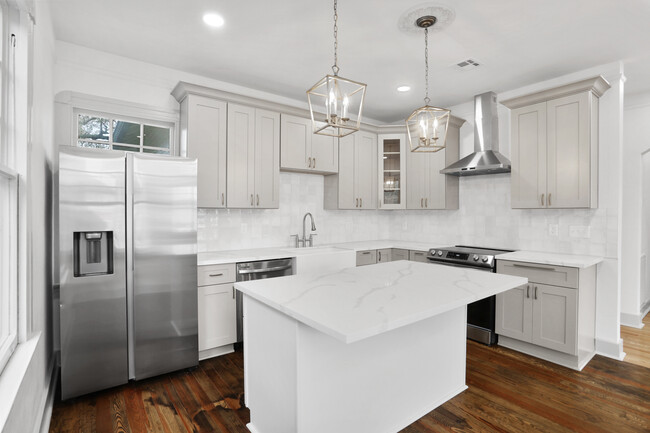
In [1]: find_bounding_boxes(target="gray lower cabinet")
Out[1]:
[391,248,409,261]
[496,259,596,370]
[377,248,392,263]
[197,263,237,360]
[409,250,428,262]
[356,250,377,266]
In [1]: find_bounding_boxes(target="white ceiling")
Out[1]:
[49,0,650,123]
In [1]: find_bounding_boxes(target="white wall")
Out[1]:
[621,91,650,327]
[53,43,625,358]
[1,0,56,432]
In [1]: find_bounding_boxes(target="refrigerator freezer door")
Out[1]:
[129,153,198,379]
[59,147,128,399]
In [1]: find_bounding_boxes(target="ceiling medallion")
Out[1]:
[397,4,455,34]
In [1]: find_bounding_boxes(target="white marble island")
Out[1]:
[236,261,527,433]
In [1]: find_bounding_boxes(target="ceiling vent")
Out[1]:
[455,59,480,70]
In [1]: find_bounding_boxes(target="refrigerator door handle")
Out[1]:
[126,155,136,380]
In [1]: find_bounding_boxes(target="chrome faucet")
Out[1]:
[296,212,316,247]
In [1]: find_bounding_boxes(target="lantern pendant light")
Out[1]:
[307,0,367,138]
[406,16,451,152]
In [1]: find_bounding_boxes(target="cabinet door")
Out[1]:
[280,114,310,171]
[356,250,377,266]
[198,283,237,350]
[531,283,577,355]
[546,92,590,208]
[511,102,547,208]
[185,95,227,208]
[337,134,356,209]
[406,149,427,209]
[227,104,256,208]
[377,248,392,263]
[426,150,448,209]
[409,250,428,262]
[356,132,377,209]
[378,134,406,209]
[391,248,409,261]
[496,284,533,342]
[254,109,280,208]
[311,126,338,174]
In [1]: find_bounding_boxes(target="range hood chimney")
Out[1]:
[440,91,511,176]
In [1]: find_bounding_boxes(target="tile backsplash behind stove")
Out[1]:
[198,172,614,258]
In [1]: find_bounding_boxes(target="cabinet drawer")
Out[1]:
[497,260,578,289]
[198,263,236,286]
[356,250,377,266]
[409,250,428,263]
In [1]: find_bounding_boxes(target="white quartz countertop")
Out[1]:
[496,250,603,269]
[235,260,527,344]
[198,240,440,265]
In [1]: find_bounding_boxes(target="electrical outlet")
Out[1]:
[569,225,591,238]
[548,224,558,236]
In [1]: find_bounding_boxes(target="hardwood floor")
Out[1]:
[621,311,650,369]
[49,339,650,433]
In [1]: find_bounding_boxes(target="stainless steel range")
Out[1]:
[426,245,513,345]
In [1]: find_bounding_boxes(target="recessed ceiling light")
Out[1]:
[203,13,225,28]
[397,86,411,92]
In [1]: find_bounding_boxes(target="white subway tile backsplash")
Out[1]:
[198,171,616,258]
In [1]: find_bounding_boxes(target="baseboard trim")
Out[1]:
[595,338,626,361]
[36,356,57,433]
[620,312,645,329]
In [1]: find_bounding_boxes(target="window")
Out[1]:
[0,3,17,374]
[76,112,173,155]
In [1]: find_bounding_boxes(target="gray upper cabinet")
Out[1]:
[227,104,280,209]
[178,94,227,208]
[406,117,464,210]
[280,114,338,174]
[502,76,610,209]
[324,131,377,210]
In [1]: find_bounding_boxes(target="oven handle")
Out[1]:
[426,260,493,272]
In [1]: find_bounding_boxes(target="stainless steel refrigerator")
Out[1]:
[58,146,198,399]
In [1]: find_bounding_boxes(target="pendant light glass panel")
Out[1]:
[406,105,450,152]
[307,74,366,138]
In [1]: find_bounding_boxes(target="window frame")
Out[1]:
[0,164,18,374]
[74,108,175,155]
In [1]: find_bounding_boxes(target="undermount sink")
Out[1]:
[280,246,349,255]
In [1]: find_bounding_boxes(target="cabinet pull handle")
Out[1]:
[221,193,224,206]
[251,194,254,206]
[420,198,423,208]
[534,286,538,300]
[526,285,530,298]
[360,198,363,208]
[548,193,552,206]
[425,198,428,208]
[232,287,235,299]
[313,158,316,168]
[256,194,260,206]
[209,273,223,277]
[378,251,382,261]
[541,193,545,206]
[356,198,359,207]
[512,263,556,271]
[362,251,371,255]
[308,157,312,168]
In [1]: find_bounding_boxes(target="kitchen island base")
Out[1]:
[243,296,468,433]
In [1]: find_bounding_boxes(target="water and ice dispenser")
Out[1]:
[73,231,114,277]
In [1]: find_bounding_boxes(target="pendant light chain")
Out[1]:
[332,0,340,76]
[424,26,430,105]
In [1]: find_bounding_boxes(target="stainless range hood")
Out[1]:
[440,92,511,176]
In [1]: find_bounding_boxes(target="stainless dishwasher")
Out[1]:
[236,258,293,342]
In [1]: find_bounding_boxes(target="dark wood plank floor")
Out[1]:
[49,341,650,433]
[621,312,650,369]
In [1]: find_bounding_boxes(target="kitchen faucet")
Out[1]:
[293,212,317,247]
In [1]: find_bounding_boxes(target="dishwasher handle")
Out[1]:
[237,264,293,275]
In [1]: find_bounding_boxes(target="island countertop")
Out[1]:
[235,260,527,344]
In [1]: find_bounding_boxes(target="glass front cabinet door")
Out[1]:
[378,133,406,209]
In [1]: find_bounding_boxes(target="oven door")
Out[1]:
[427,260,497,346]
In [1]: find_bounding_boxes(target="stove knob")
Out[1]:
[473,254,479,261]
[482,256,489,263]
[437,250,443,256]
